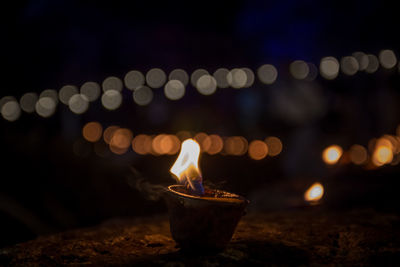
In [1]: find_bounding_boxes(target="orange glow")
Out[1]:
[162,135,181,155]
[207,134,224,155]
[248,140,268,160]
[132,134,153,155]
[170,139,203,194]
[103,126,120,144]
[265,136,283,156]
[349,144,368,165]
[110,128,133,149]
[372,138,393,166]
[304,182,324,203]
[224,136,248,156]
[322,145,343,165]
[194,132,212,152]
[152,134,167,154]
[82,122,103,142]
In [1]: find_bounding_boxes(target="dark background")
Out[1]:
[1,0,400,248]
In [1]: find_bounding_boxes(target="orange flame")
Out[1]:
[304,182,324,203]
[170,139,204,195]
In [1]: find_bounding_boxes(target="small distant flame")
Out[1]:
[322,145,343,165]
[170,139,204,195]
[304,182,324,203]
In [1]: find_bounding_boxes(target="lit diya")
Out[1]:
[164,139,249,251]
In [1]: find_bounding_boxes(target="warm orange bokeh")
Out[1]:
[322,145,343,165]
[349,144,368,165]
[194,132,212,152]
[132,134,153,155]
[265,136,283,156]
[82,122,103,142]
[207,134,224,155]
[103,126,120,144]
[304,182,324,202]
[248,140,268,160]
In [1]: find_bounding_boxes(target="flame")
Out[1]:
[170,139,204,195]
[322,145,343,165]
[304,182,324,202]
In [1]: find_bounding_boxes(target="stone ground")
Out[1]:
[1,208,400,266]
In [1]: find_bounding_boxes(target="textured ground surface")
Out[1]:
[1,208,400,266]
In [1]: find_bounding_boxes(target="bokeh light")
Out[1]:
[101,90,122,110]
[68,94,89,114]
[1,98,21,122]
[194,132,212,152]
[102,76,123,92]
[248,140,268,160]
[80,81,101,102]
[162,135,181,155]
[352,51,369,71]
[290,60,309,80]
[124,70,145,90]
[242,67,255,87]
[196,74,217,95]
[169,69,189,86]
[227,68,247,89]
[379,49,397,69]
[257,64,278,84]
[349,144,368,165]
[164,80,185,100]
[103,126,120,144]
[19,93,38,113]
[59,85,78,105]
[110,128,133,155]
[146,68,166,89]
[340,56,359,76]
[224,136,248,156]
[213,68,230,88]
[305,62,318,81]
[207,134,223,155]
[40,89,59,105]
[320,57,339,80]
[191,69,209,87]
[132,134,153,155]
[82,122,103,142]
[152,134,167,155]
[35,97,57,118]
[264,136,283,156]
[365,54,379,73]
[322,145,343,165]
[304,182,324,203]
[133,86,153,106]
[372,138,394,166]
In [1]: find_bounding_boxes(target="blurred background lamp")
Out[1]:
[102,76,123,92]
[319,57,339,80]
[124,70,145,90]
[19,93,38,113]
[164,80,185,100]
[169,69,189,86]
[68,94,89,114]
[133,86,153,106]
[101,90,122,110]
[59,85,78,105]
[196,75,217,95]
[80,82,101,102]
[146,68,166,89]
[257,64,278,84]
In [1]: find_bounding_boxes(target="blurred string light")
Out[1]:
[265,136,283,156]
[103,125,120,144]
[35,96,57,118]
[82,122,103,142]
[223,136,248,156]
[59,85,78,105]
[191,69,209,87]
[40,89,59,105]
[365,54,379,73]
[242,67,255,87]
[133,86,153,106]
[372,137,394,166]
[227,68,247,89]
[101,90,122,110]
[248,140,268,160]
[322,145,343,165]
[110,128,133,155]
[349,144,368,165]
[69,94,89,114]
[164,80,185,100]
[340,56,359,76]
[124,70,145,90]
[257,64,278,84]
[19,92,38,113]
[0,96,21,122]
[213,68,230,88]
[319,57,339,80]
[379,49,397,69]
[352,52,369,71]
[146,68,166,89]
[102,76,123,92]
[290,60,309,80]
[304,182,324,203]
[80,81,101,102]
[169,69,189,86]
[305,62,318,81]
[196,74,217,95]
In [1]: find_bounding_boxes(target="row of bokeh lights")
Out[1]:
[322,125,400,168]
[82,122,283,160]
[1,49,398,122]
